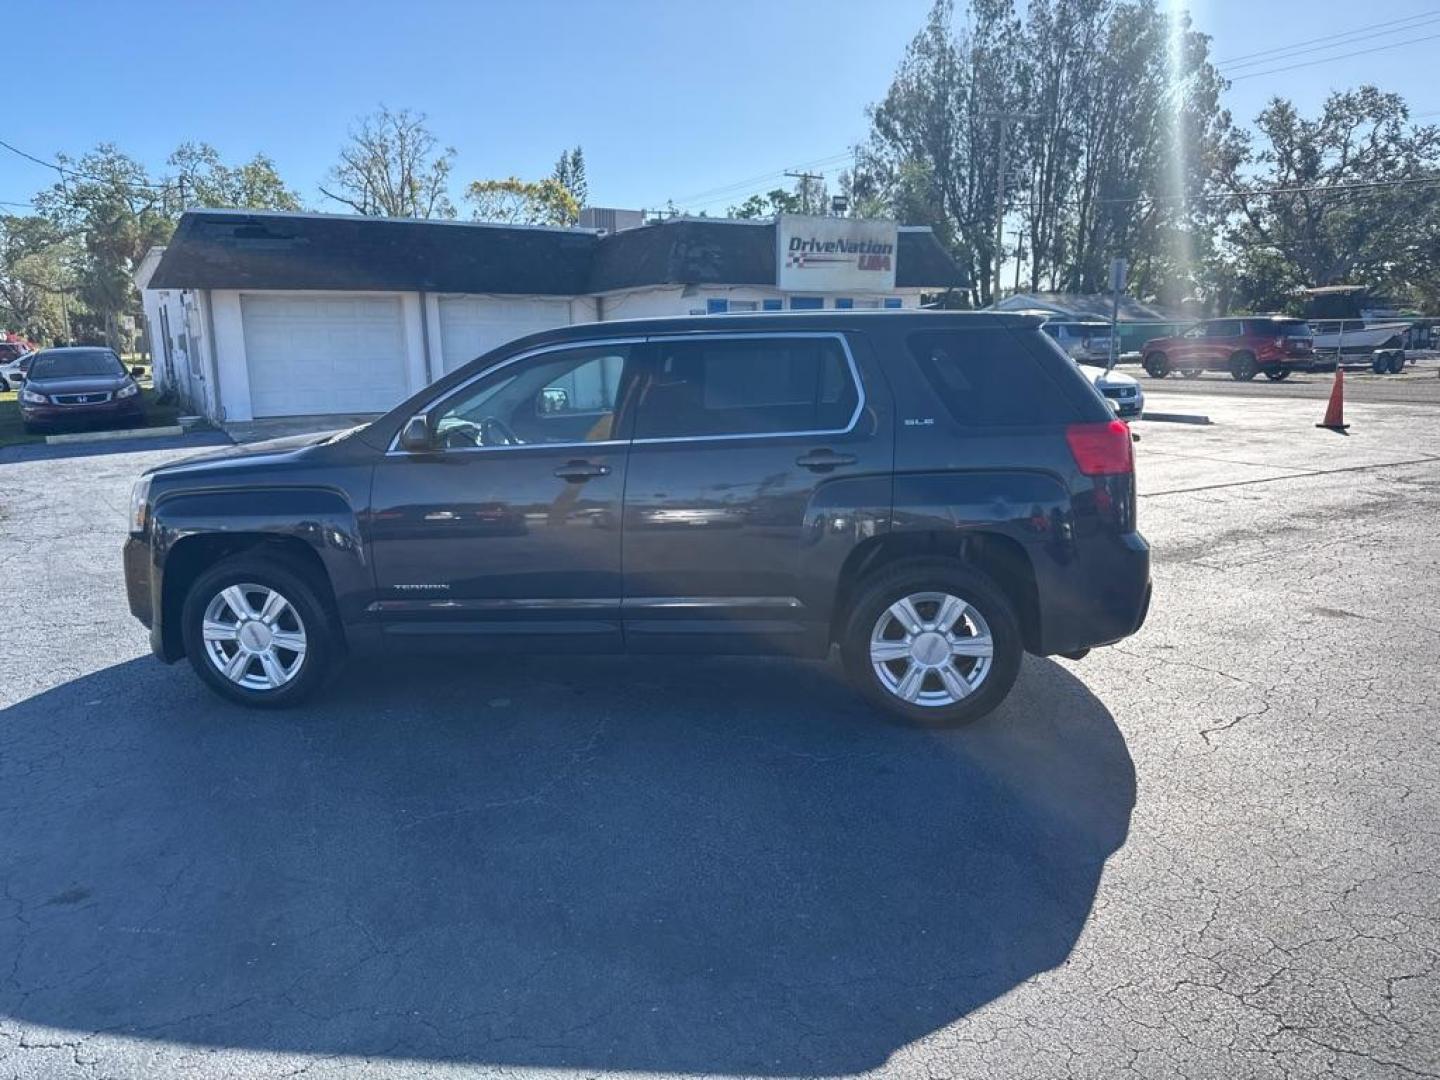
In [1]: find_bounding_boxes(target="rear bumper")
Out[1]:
[1037,530,1151,655]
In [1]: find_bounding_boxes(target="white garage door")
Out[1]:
[241,295,408,417]
[439,297,573,374]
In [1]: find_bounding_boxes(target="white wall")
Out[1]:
[432,294,597,374]
[209,291,252,422]
[170,282,931,425]
[594,285,924,320]
[595,286,689,321]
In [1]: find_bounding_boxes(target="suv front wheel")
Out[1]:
[840,561,1023,728]
[180,554,337,708]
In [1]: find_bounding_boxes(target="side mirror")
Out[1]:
[398,414,435,453]
[130,366,145,378]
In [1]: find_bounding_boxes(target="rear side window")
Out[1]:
[908,329,1076,426]
[636,336,859,439]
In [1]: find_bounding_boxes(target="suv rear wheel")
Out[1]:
[840,560,1022,728]
[1229,352,1258,381]
[180,554,337,708]
[1143,352,1170,378]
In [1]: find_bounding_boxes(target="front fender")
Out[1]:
[149,485,371,633]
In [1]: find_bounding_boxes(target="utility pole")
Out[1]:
[981,112,1040,306]
[1012,227,1025,294]
[784,170,824,215]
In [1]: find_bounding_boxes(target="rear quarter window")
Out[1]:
[908,328,1085,426]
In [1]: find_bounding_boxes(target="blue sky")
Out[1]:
[2,0,1437,215]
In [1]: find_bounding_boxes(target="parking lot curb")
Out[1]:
[44,425,185,445]
[1140,412,1212,425]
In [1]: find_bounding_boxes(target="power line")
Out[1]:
[1218,13,1440,73]
[1098,174,1440,206]
[1228,30,1440,81]
[1215,10,1440,67]
[665,149,854,212]
[0,137,177,193]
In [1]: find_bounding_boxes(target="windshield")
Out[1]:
[28,350,124,380]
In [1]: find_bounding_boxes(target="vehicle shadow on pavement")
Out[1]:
[0,430,231,465]
[0,652,1133,1075]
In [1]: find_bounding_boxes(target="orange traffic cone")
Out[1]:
[1316,368,1350,433]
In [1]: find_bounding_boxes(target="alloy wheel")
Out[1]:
[869,591,995,707]
[201,583,308,691]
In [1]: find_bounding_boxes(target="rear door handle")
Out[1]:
[553,460,611,482]
[796,449,857,472]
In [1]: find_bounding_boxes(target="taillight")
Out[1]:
[1066,420,1133,476]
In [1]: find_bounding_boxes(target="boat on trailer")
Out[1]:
[1303,285,1425,366]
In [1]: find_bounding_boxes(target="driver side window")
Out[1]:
[433,345,633,450]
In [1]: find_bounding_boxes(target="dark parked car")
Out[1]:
[123,312,1151,727]
[19,347,146,432]
[1140,317,1315,381]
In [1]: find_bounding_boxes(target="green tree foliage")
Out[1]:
[0,215,81,342]
[856,0,1029,306]
[31,145,172,347]
[728,188,804,219]
[859,0,1229,307]
[551,146,588,209]
[167,142,303,211]
[1216,88,1440,308]
[320,106,456,219]
[727,174,830,218]
[15,142,304,347]
[465,177,580,226]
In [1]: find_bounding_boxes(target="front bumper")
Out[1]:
[1102,391,1144,417]
[123,536,174,661]
[23,397,144,426]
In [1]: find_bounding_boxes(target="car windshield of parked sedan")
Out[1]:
[28,350,125,380]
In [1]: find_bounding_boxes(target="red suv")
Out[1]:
[1141,317,1315,381]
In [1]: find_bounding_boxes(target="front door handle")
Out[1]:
[796,449,858,472]
[553,460,611,482]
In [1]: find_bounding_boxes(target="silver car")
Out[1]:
[1041,320,1113,364]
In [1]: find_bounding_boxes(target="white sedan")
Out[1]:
[0,351,34,392]
[1078,360,1144,419]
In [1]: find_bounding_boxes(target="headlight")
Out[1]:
[117,382,140,399]
[129,476,152,536]
[20,388,47,404]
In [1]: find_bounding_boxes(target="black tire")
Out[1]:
[1390,352,1407,374]
[1264,369,1291,382]
[180,553,338,708]
[1143,352,1170,378]
[1181,368,1202,379]
[839,559,1023,728]
[1229,352,1258,381]
[1372,354,1389,375]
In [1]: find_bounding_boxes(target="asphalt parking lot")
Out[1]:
[2,389,1438,1079]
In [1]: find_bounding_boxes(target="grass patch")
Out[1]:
[0,387,180,448]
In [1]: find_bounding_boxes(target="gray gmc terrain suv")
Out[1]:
[124,311,1151,726]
